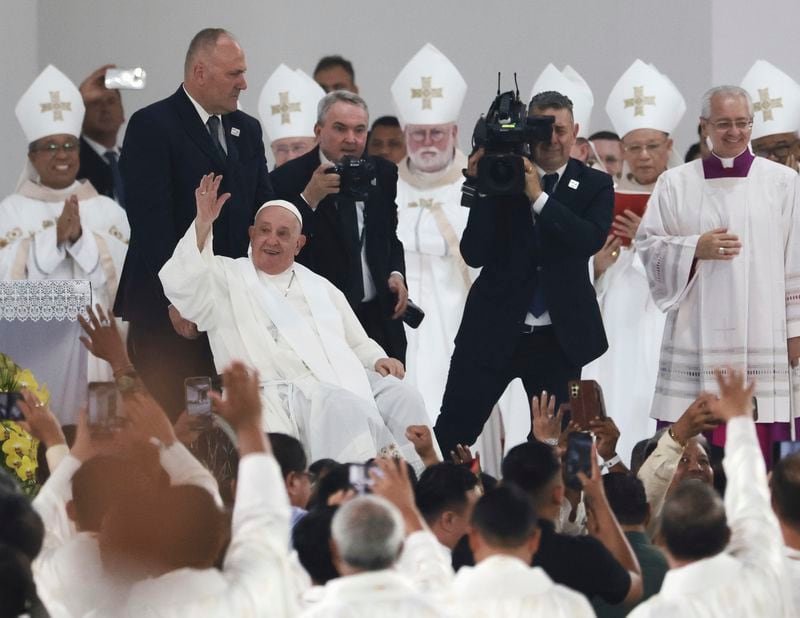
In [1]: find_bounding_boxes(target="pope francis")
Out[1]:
[160,173,432,470]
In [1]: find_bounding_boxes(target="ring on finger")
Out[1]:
[718,247,725,255]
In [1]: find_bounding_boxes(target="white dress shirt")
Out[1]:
[524,161,569,327]
[448,554,595,617]
[183,85,227,153]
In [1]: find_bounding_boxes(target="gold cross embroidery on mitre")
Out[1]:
[411,77,444,110]
[623,86,656,117]
[40,91,71,121]
[753,88,783,122]
[271,92,302,125]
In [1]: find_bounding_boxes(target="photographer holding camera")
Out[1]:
[270,90,408,362]
[434,89,614,456]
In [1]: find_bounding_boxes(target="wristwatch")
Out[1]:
[115,370,142,395]
[602,454,622,469]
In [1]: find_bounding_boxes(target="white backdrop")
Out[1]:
[1,0,799,194]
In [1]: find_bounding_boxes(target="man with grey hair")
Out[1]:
[303,458,449,616]
[115,27,274,419]
[270,90,409,363]
[637,85,800,463]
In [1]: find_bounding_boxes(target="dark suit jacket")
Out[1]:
[77,136,114,199]
[455,157,613,368]
[114,86,273,322]
[269,146,406,352]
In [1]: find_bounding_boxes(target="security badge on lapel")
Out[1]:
[568,179,579,190]
[230,127,240,137]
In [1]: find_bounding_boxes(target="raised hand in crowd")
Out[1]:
[594,234,624,279]
[708,367,755,421]
[56,195,81,245]
[78,63,116,103]
[577,441,644,605]
[589,416,628,472]
[370,457,426,535]
[209,361,269,456]
[78,304,130,372]
[450,443,475,466]
[668,391,719,446]
[530,390,563,444]
[173,410,207,446]
[124,391,177,447]
[405,425,440,468]
[17,388,66,449]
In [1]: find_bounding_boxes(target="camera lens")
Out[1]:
[489,158,515,186]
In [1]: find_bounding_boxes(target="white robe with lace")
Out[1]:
[636,157,800,423]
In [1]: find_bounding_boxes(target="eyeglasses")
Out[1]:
[706,119,753,132]
[30,141,79,155]
[753,143,796,160]
[622,141,668,155]
[408,128,448,144]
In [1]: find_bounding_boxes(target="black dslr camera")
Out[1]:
[466,74,555,198]
[328,155,377,201]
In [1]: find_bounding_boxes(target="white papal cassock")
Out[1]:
[637,153,800,425]
[0,180,129,381]
[160,221,429,469]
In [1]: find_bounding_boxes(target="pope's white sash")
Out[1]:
[237,260,376,406]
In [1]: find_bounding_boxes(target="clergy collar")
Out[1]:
[702,146,755,179]
[182,85,221,127]
[17,179,99,202]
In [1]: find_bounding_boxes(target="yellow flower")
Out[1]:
[2,433,32,458]
[15,368,50,405]
[6,453,36,481]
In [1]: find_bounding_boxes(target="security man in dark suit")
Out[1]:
[114,28,273,418]
[434,90,614,456]
[77,64,126,206]
[270,91,408,363]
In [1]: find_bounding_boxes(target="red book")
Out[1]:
[613,191,650,246]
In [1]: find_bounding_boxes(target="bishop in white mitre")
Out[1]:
[258,64,323,169]
[637,85,800,462]
[582,59,686,465]
[0,65,129,381]
[160,174,432,470]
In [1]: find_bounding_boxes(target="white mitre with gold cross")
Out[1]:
[15,64,84,144]
[740,60,800,140]
[530,64,594,138]
[258,64,324,141]
[391,43,467,127]
[605,59,685,138]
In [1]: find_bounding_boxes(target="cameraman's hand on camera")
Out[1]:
[302,163,340,209]
[466,147,485,179]
[388,273,408,319]
[522,159,543,203]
